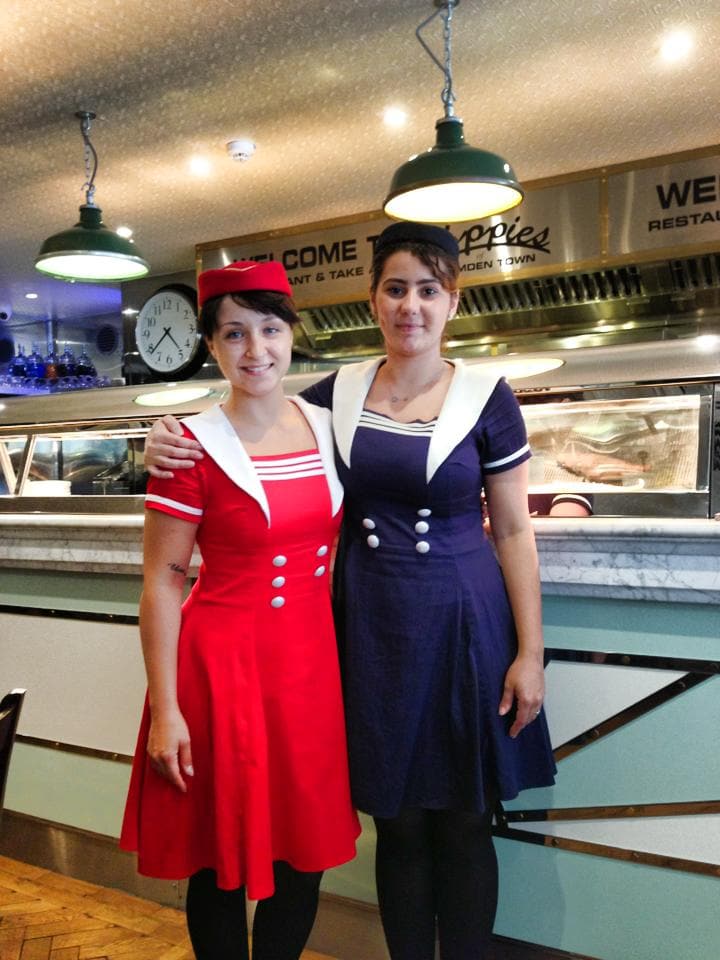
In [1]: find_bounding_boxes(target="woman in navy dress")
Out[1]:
[145,223,556,960]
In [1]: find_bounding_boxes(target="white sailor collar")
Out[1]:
[182,396,343,527]
[333,357,502,483]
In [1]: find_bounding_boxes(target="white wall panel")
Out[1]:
[0,612,146,755]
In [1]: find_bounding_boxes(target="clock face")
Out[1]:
[135,285,207,380]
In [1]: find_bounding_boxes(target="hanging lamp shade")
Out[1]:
[383,1,523,224]
[35,204,150,282]
[34,110,150,283]
[384,117,523,223]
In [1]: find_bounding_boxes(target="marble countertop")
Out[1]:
[1,514,718,602]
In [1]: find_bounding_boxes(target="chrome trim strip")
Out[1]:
[0,604,138,625]
[547,649,720,675]
[503,800,720,823]
[15,734,133,764]
[493,824,720,878]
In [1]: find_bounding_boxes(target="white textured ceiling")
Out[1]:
[1,0,719,324]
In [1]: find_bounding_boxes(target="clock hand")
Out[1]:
[148,327,171,354]
[166,329,182,350]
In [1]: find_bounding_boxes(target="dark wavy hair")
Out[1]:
[370,240,460,295]
[200,290,301,339]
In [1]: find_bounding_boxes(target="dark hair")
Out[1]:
[370,240,460,295]
[200,290,301,338]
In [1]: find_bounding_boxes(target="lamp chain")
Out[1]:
[77,111,99,208]
[441,2,456,117]
[415,1,459,119]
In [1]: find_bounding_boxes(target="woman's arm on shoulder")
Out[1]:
[484,461,545,738]
[144,416,204,479]
[140,509,198,791]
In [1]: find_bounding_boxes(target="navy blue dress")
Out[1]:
[301,358,556,818]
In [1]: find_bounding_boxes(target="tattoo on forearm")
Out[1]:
[168,562,187,575]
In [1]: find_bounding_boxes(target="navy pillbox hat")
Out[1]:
[374,222,460,260]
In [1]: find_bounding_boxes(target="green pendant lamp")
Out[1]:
[35,111,150,282]
[384,1,523,224]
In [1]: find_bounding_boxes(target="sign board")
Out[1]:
[608,154,720,255]
[197,148,720,308]
[198,180,601,308]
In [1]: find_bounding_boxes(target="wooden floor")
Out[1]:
[0,855,336,960]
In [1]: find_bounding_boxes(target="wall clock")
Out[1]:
[135,284,208,380]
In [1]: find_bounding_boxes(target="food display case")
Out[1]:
[0,339,718,518]
[521,384,715,517]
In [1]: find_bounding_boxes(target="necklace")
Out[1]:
[387,366,445,404]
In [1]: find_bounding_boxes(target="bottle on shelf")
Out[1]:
[58,344,76,378]
[8,345,27,378]
[25,344,46,379]
[44,346,58,382]
[75,347,96,378]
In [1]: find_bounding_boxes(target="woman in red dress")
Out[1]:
[120,262,359,960]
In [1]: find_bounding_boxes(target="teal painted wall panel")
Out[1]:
[506,675,720,810]
[0,569,142,616]
[543,596,719,660]
[495,839,720,960]
[5,743,131,837]
[321,813,377,903]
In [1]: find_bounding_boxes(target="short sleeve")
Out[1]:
[145,425,205,524]
[299,371,338,410]
[478,379,531,475]
[551,492,594,514]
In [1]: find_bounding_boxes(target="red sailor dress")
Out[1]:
[120,399,359,899]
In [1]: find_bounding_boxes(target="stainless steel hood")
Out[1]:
[292,252,720,360]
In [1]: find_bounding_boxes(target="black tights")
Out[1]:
[374,808,498,960]
[185,862,322,960]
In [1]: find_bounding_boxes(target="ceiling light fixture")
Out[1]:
[660,29,693,63]
[35,111,149,283]
[383,107,408,129]
[384,0,523,224]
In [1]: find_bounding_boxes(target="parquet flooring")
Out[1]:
[0,855,336,960]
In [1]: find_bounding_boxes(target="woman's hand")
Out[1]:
[147,708,194,792]
[498,652,545,738]
[144,415,203,479]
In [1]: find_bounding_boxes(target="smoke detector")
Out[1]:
[226,138,256,162]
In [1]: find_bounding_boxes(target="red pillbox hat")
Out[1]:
[198,261,292,307]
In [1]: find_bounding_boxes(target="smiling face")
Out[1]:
[370,250,460,359]
[207,296,294,396]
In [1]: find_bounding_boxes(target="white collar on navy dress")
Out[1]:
[333,357,502,483]
[182,396,343,527]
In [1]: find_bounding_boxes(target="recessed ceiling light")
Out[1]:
[25,292,39,299]
[383,106,408,129]
[473,356,564,381]
[189,155,212,177]
[134,386,213,407]
[116,226,133,239]
[122,307,139,316]
[660,29,693,63]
